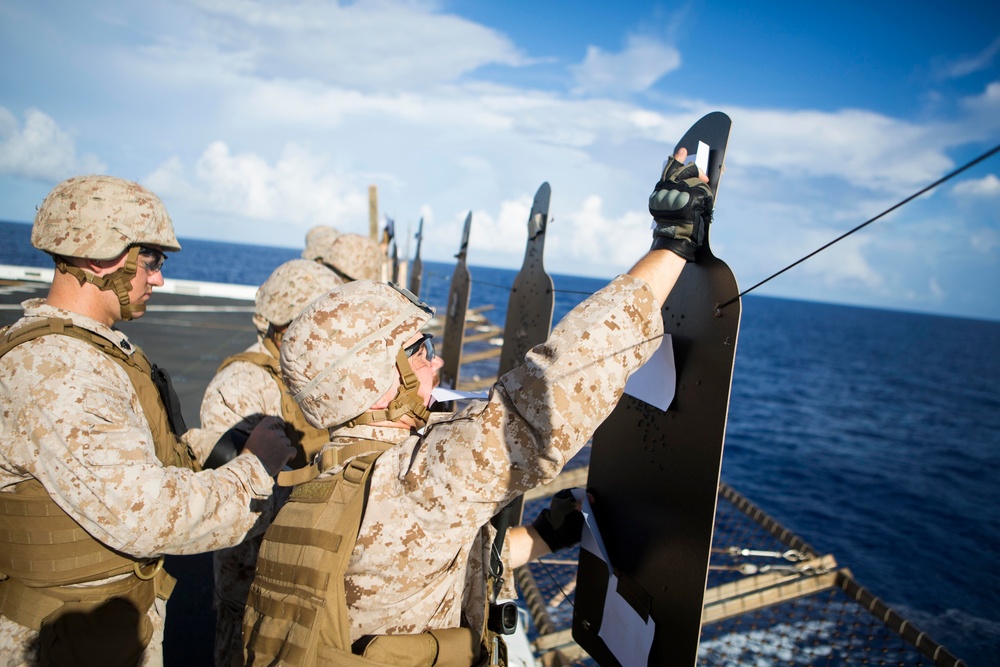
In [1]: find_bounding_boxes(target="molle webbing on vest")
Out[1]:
[243,446,386,665]
[243,441,480,666]
[0,317,192,627]
[217,339,329,468]
[276,440,392,488]
[0,480,137,587]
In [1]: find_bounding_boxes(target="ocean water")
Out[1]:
[2,220,998,662]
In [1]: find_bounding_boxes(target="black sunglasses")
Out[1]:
[403,333,436,361]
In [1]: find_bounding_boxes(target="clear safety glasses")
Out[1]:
[138,246,167,273]
[403,333,436,361]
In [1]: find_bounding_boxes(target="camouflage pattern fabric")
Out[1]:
[31,175,180,260]
[199,340,286,667]
[282,281,433,430]
[0,300,277,665]
[201,340,283,438]
[301,225,339,262]
[254,259,345,329]
[309,233,384,282]
[307,275,662,641]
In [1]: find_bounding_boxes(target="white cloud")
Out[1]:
[955,81,1000,142]
[144,155,201,202]
[473,195,537,258]
[232,80,522,132]
[927,276,945,302]
[970,226,1000,255]
[133,80,988,289]
[555,195,650,274]
[967,80,1000,109]
[0,108,106,181]
[726,107,952,196]
[952,173,1000,197]
[146,140,369,238]
[721,204,886,299]
[801,234,882,291]
[3,1,999,319]
[571,34,681,96]
[147,0,528,91]
[937,35,1000,79]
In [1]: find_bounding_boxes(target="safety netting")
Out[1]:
[516,454,969,667]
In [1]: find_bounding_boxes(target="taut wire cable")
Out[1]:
[717,141,1000,310]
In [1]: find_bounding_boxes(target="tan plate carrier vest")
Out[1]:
[0,317,196,631]
[243,440,483,667]
[215,338,329,468]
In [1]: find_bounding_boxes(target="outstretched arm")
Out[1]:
[508,489,587,568]
[628,146,712,305]
[626,249,686,307]
[507,525,552,568]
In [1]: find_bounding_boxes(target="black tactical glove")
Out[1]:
[648,157,714,261]
[531,489,584,553]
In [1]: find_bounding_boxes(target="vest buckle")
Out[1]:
[133,556,164,581]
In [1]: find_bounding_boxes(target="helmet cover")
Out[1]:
[301,225,340,261]
[313,233,384,282]
[32,175,180,260]
[255,259,345,329]
[281,281,433,428]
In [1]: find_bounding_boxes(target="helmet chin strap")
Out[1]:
[55,246,143,321]
[345,348,431,429]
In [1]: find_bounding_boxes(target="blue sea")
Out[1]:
[2,220,998,663]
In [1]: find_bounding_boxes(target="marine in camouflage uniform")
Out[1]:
[0,175,294,667]
[301,225,339,263]
[304,231,384,283]
[242,150,714,665]
[199,259,343,666]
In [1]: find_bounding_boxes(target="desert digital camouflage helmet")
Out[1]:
[281,281,434,429]
[32,175,181,320]
[310,233,384,282]
[254,259,345,334]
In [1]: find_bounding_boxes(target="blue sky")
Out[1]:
[1,0,998,320]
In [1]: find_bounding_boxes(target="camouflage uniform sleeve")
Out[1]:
[194,359,283,462]
[180,427,222,467]
[1,336,275,557]
[403,274,662,525]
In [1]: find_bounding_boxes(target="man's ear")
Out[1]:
[82,253,125,275]
[369,374,402,411]
[81,258,105,272]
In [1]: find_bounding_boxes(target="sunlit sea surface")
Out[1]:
[2,221,997,662]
